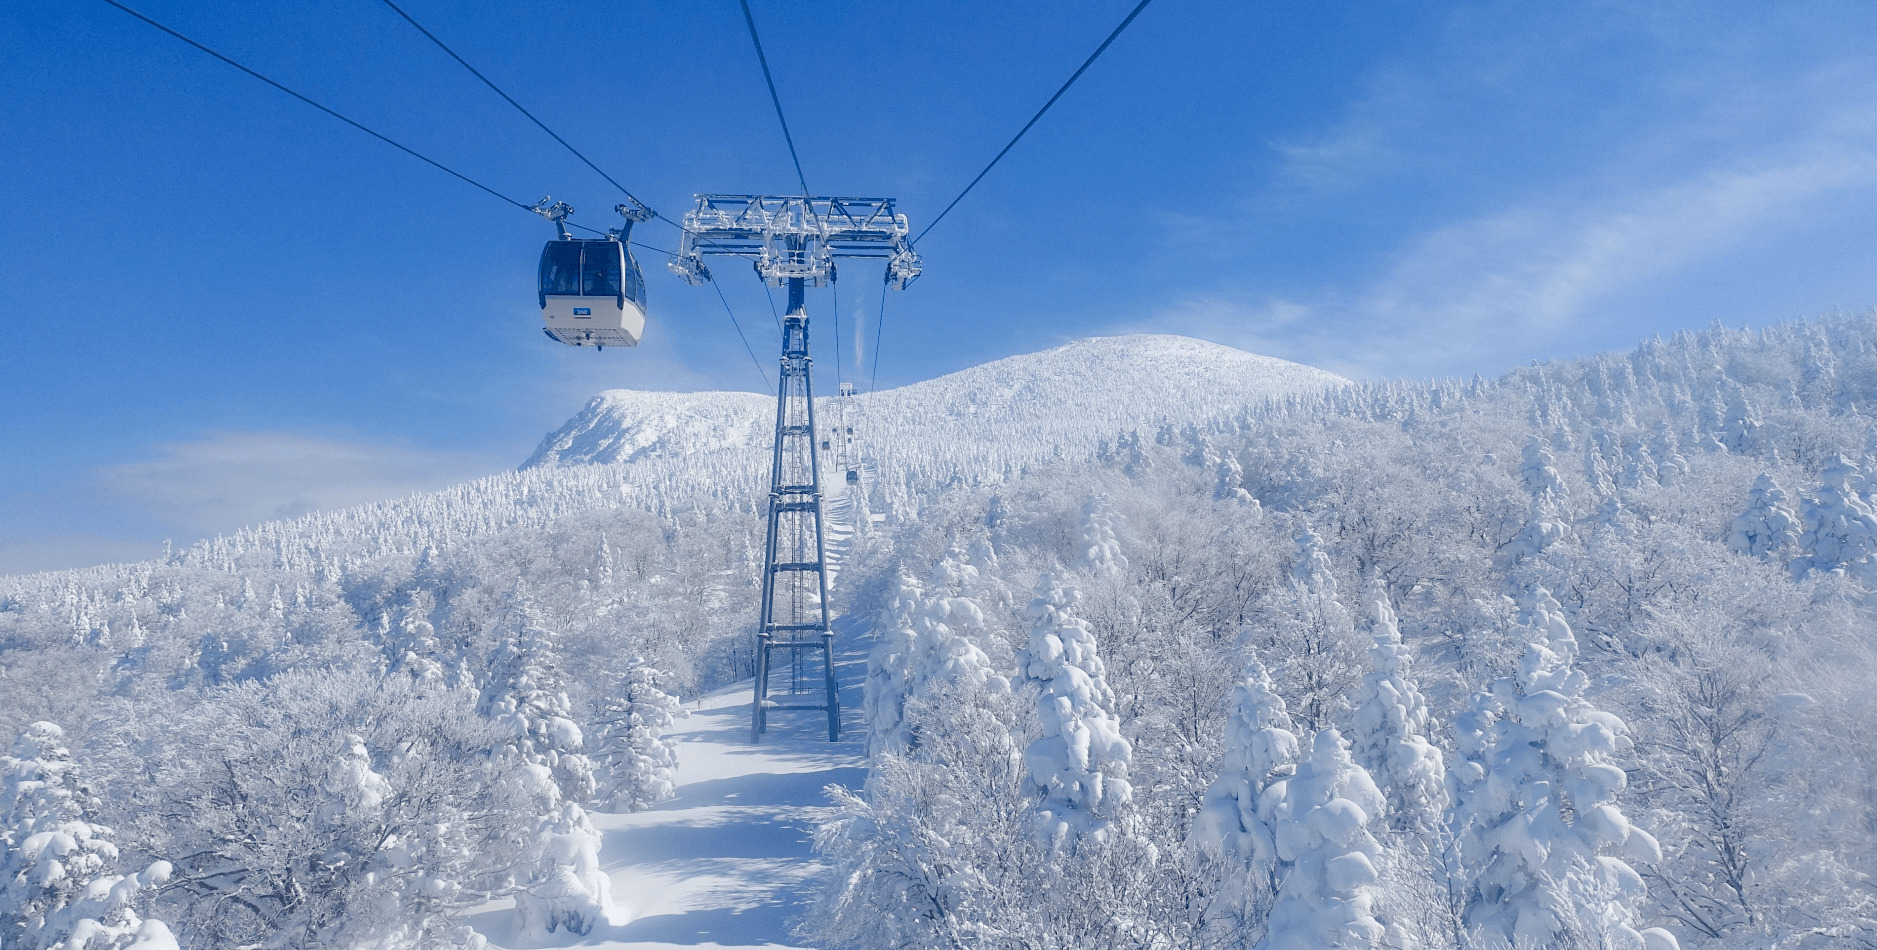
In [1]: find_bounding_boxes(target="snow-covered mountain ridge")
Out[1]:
[525,334,1347,469]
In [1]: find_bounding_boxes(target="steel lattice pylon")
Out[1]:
[667,194,919,743]
[752,280,839,741]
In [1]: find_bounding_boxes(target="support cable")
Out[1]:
[102,0,542,216]
[736,0,811,195]
[712,280,775,394]
[831,276,844,387]
[377,0,689,231]
[762,283,785,333]
[912,0,1154,245]
[869,275,889,393]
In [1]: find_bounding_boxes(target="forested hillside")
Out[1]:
[3,319,1875,948]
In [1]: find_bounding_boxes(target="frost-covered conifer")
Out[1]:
[910,590,1003,700]
[1584,429,1618,496]
[1726,473,1800,560]
[1520,436,1568,501]
[1193,653,1298,882]
[1794,455,1877,581]
[1505,494,1571,563]
[1651,422,1689,482]
[1620,437,1659,489]
[1076,498,1128,576]
[1019,572,1131,843]
[964,536,1015,611]
[593,661,687,813]
[591,534,616,588]
[863,572,923,756]
[1720,390,1761,452]
[1259,729,1390,950]
[0,722,177,950]
[515,792,616,937]
[1292,528,1336,590]
[1215,452,1256,505]
[385,591,448,686]
[1184,426,1221,468]
[481,588,615,935]
[1119,429,1153,479]
[1449,588,1673,950]
[483,591,594,804]
[1349,595,1446,834]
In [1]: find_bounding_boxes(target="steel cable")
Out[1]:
[377,0,694,232]
[713,280,775,394]
[102,0,544,217]
[912,0,1155,245]
[737,0,811,196]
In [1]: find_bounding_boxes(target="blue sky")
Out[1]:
[6,0,1877,573]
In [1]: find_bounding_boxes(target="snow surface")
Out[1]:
[525,334,1348,470]
[467,622,868,950]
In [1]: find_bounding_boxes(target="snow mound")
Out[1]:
[526,334,1346,470]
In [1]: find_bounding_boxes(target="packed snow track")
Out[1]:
[469,625,867,949]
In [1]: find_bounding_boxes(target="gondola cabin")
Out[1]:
[539,237,645,348]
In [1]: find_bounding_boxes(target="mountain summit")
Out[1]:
[524,334,1347,470]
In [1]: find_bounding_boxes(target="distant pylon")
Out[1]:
[752,274,839,742]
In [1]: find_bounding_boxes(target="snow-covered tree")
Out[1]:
[1076,497,1128,577]
[906,553,1008,718]
[863,572,923,757]
[593,660,687,813]
[1726,473,1800,561]
[480,589,615,935]
[1255,530,1364,732]
[801,655,1031,950]
[1718,390,1761,453]
[384,590,451,687]
[1217,452,1256,505]
[591,534,616,588]
[963,536,1016,612]
[112,670,530,947]
[482,588,595,804]
[1259,728,1390,950]
[1794,454,1877,581]
[1349,593,1446,834]
[1505,492,1572,563]
[1521,435,1569,502]
[1626,613,1873,947]
[0,722,176,950]
[1449,587,1675,950]
[1019,572,1132,844]
[1191,656,1300,939]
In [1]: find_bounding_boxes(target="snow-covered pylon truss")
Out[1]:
[668,192,923,743]
[668,195,921,290]
[749,308,841,742]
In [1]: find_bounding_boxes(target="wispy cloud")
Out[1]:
[1139,0,1877,381]
[1147,133,1877,379]
[94,432,499,537]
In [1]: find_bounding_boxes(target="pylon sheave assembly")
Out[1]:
[668,195,920,741]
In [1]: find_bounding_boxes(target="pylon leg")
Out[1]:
[823,633,840,741]
[751,636,770,741]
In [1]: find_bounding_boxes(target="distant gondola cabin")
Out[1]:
[539,237,645,348]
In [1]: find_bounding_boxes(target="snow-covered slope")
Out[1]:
[524,390,772,469]
[0,334,1341,596]
[527,334,1346,470]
